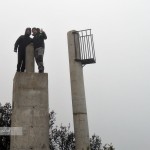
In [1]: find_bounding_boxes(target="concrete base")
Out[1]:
[10,72,49,150]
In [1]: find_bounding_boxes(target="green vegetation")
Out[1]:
[0,103,115,150]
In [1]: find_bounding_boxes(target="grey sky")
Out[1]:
[0,0,150,150]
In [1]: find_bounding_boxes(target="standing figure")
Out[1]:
[32,28,47,73]
[14,28,32,72]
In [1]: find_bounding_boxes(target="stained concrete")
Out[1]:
[10,72,49,150]
[67,31,90,150]
[26,44,35,72]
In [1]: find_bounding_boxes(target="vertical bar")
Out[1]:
[79,32,83,60]
[89,29,92,59]
[80,33,84,60]
[82,32,85,60]
[79,37,83,60]
[82,35,86,60]
[89,35,93,58]
[87,35,91,59]
[87,30,91,58]
[85,30,88,60]
[78,35,81,60]
[91,35,96,61]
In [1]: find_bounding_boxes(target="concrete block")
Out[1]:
[12,72,48,108]
[11,72,49,150]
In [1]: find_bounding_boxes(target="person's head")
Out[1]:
[25,28,31,36]
[36,28,40,33]
[32,27,38,36]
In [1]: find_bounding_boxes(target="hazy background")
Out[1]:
[0,0,150,150]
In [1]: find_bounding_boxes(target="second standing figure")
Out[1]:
[32,28,47,73]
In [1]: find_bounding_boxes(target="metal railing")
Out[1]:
[73,29,96,65]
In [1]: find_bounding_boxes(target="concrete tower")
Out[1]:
[67,30,96,150]
[10,44,49,150]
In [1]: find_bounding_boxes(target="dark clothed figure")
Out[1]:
[14,28,32,72]
[32,28,47,73]
[32,29,47,49]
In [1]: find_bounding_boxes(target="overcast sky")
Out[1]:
[0,0,150,150]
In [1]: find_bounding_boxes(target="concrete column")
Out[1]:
[10,73,49,150]
[67,31,90,150]
[26,43,35,72]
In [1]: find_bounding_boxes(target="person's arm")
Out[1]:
[14,36,22,52]
[41,31,47,40]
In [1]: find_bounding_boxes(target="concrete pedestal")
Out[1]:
[10,72,49,150]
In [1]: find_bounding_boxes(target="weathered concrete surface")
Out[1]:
[10,72,49,150]
[26,44,35,72]
[67,31,90,150]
